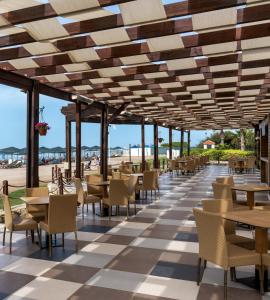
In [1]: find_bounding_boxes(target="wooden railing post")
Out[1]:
[2,180,8,196]
[58,173,64,195]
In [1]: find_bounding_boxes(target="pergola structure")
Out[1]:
[0,0,269,186]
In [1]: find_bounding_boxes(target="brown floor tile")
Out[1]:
[96,234,135,245]
[0,271,35,300]
[107,247,163,274]
[68,285,134,300]
[42,263,99,284]
[129,217,157,223]
[160,211,192,220]
[142,224,179,240]
[159,251,198,266]
[177,200,200,207]
[197,283,262,300]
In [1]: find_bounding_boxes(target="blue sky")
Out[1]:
[0,84,210,149]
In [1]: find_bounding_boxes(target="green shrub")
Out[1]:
[200,149,254,161]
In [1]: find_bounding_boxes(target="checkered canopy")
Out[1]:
[0,0,270,129]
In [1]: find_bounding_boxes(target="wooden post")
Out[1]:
[169,126,173,160]
[75,102,81,178]
[52,167,55,183]
[141,119,146,172]
[2,180,8,196]
[65,118,72,175]
[188,130,191,156]
[58,172,64,195]
[254,125,260,169]
[180,128,184,158]
[100,106,108,181]
[26,82,39,188]
[153,124,159,169]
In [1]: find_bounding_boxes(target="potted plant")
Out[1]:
[35,122,50,136]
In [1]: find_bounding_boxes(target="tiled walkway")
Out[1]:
[0,165,270,299]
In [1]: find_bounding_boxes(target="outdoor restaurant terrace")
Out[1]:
[0,0,270,299]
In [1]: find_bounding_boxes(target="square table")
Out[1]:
[231,184,270,209]
[222,209,270,291]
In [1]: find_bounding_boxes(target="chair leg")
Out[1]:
[9,231,13,254]
[92,203,95,214]
[134,203,137,214]
[99,202,102,216]
[37,228,41,248]
[3,227,6,246]
[109,206,111,221]
[74,231,78,253]
[230,267,236,281]
[87,204,89,212]
[62,233,65,248]
[82,204,84,219]
[126,206,129,220]
[197,257,202,285]
[49,234,52,257]
[259,266,265,295]
[224,270,228,300]
[30,230,35,243]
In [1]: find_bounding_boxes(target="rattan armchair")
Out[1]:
[85,174,103,198]
[193,208,263,299]
[39,194,78,256]
[138,171,158,199]
[2,195,40,254]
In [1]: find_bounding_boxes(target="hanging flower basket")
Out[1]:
[158,137,164,144]
[35,122,50,136]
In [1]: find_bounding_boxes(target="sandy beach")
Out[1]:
[0,156,148,192]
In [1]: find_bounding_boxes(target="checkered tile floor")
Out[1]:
[0,165,270,299]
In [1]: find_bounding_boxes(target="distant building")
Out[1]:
[123,145,152,157]
[203,140,216,149]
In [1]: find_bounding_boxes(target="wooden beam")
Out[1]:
[75,102,81,178]
[153,124,159,169]
[108,103,129,124]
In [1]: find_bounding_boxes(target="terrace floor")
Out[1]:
[0,165,269,300]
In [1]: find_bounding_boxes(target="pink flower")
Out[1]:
[35,122,51,130]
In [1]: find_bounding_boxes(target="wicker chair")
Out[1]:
[85,174,103,198]
[2,195,40,254]
[138,171,158,199]
[40,194,78,256]
[202,199,255,250]
[193,208,263,299]
[103,179,130,220]
[74,178,101,217]
[25,187,48,222]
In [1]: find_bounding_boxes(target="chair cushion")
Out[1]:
[85,194,101,204]
[227,234,255,250]
[13,217,37,231]
[228,244,260,267]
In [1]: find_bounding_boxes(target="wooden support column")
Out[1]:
[141,119,146,171]
[254,125,260,169]
[187,130,191,156]
[169,127,173,160]
[100,106,108,181]
[180,128,184,157]
[153,124,159,169]
[26,82,39,188]
[65,118,72,175]
[75,102,81,178]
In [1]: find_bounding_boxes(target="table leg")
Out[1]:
[247,191,255,210]
[255,227,268,291]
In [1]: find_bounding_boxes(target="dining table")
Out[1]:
[222,209,270,292]
[89,181,110,216]
[231,184,270,209]
[21,196,49,221]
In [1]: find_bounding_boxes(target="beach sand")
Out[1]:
[0,156,146,192]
